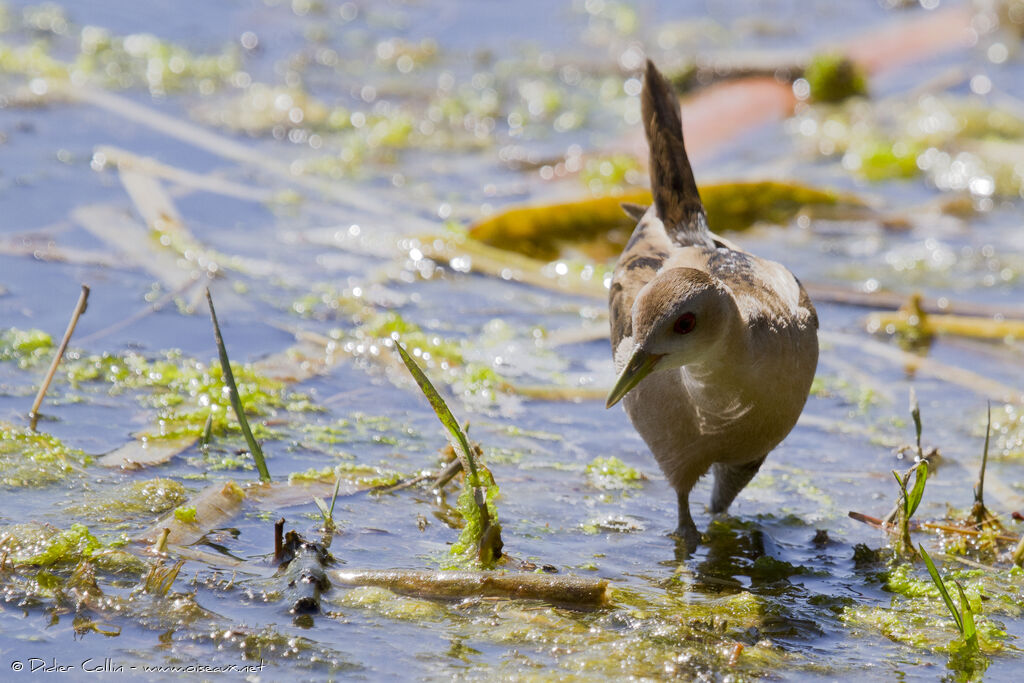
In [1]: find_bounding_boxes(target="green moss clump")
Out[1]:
[581,154,642,195]
[331,586,446,620]
[458,363,508,403]
[173,505,197,524]
[1,523,101,566]
[73,27,241,96]
[853,138,926,181]
[62,349,304,443]
[843,559,1009,655]
[288,463,402,489]
[67,478,188,522]
[357,312,464,366]
[804,53,867,103]
[584,456,644,490]
[0,422,87,487]
[448,463,501,566]
[0,328,53,368]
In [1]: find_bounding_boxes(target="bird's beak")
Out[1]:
[606,349,662,409]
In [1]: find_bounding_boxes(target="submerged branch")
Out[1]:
[329,569,609,608]
[29,285,90,431]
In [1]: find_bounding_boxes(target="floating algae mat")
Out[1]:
[469,182,864,261]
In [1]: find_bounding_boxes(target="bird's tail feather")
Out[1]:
[641,59,710,245]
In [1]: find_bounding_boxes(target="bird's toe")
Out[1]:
[669,522,702,554]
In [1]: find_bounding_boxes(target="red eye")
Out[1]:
[673,313,696,335]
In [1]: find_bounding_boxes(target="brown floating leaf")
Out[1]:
[72,204,197,291]
[247,480,363,509]
[134,480,246,546]
[98,436,198,470]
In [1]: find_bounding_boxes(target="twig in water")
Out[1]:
[433,458,464,491]
[329,568,609,608]
[206,288,271,482]
[848,511,885,528]
[971,403,996,528]
[29,285,90,431]
[376,457,465,495]
[152,527,170,555]
[274,518,285,563]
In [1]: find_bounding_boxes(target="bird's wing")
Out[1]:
[702,246,816,329]
[609,208,673,351]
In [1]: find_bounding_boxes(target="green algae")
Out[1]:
[1,522,100,566]
[803,53,867,103]
[581,514,645,534]
[0,327,53,368]
[456,363,507,403]
[843,558,1013,657]
[0,17,240,96]
[61,348,305,442]
[584,455,644,490]
[0,422,87,487]
[173,505,197,523]
[331,586,447,621]
[74,27,240,96]
[854,137,926,181]
[296,414,422,455]
[795,94,1024,195]
[325,578,791,679]
[448,462,501,565]
[470,182,859,262]
[360,311,463,365]
[288,463,403,489]
[580,153,642,195]
[67,478,188,522]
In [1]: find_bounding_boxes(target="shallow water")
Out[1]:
[1,0,1023,680]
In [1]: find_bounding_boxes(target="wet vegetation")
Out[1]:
[0,0,1023,680]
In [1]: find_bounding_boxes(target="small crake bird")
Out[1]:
[606,60,819,551]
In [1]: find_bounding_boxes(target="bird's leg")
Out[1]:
[710,457,766,514]
[671,489,701,551]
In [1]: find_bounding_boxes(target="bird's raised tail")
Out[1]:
[641,59,711,246]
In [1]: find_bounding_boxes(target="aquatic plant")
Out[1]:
[206,288,271,482]
[394,340,503,568]
[803,53,868,103]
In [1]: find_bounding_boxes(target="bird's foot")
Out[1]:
[668,522,702,556]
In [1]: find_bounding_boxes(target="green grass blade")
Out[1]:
[199,412,213,451]
[920,544,963,635]
[892,470,908,515]
[907,460,928,519]
[328,470,343,517]
[910,387,922,457]
[394,340,478,483]
[975,403,991,506]
[205,288,271,482]
[954,581,979,652]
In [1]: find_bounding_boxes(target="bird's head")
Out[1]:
[606,267,736,408]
